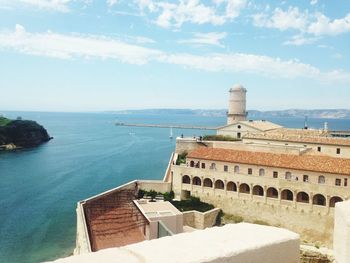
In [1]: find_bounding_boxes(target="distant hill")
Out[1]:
[111,109,350,119]
[248,109,350,119]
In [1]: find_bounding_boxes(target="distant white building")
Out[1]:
[217,120,283,139]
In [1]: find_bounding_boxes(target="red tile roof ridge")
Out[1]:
[187,147,350,175]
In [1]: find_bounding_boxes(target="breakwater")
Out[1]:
[115,122,217,130]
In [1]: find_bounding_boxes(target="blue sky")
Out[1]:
[0,0,349,112]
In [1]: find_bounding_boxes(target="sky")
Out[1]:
[0,0,349,112]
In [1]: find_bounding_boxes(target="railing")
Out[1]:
[157,220,174,238]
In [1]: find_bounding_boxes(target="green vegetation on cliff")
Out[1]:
[0,117,11,126]
[0,117,52,149]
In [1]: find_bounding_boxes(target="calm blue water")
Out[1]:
[0,112,349,263]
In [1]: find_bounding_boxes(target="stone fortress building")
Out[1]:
[172,84,350,248]
[62,84,350,263]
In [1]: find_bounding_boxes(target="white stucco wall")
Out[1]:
[49,223,300,263]
[334,200,350,263]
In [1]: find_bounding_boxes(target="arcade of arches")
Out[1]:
[181,175,344,208]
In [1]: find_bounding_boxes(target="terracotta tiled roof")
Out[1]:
[187,148,350,175]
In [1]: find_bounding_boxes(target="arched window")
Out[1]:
[227,181,237,192]
[330,196,343,208]
[253,185,264,196]
[318,176,325,184]
[234,165,240,173]
[285,172,292,180]
[296,192,309,203]
[190,161,195,167]
[313,194,326,206]
[182,175,191,184]
[281,189,293,201]
[215,180,224,190]
[239,183,250,194]
[267,187,278,198]
[192,176,201,186]
[259,169,265,176]
[203,178,213,188]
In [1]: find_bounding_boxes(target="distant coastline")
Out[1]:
[108,109,350,119]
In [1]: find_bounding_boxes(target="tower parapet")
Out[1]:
[227,84,247,124]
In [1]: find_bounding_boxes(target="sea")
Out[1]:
[0,111,349,263]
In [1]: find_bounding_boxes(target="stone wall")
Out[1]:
[74,203,91,255]
[193,191,334,247]
[182,208,221,229]
[138,180,171,193]
[175,138,212,154]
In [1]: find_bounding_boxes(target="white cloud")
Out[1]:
[131,36,156,44]
[0,0,72,12]
[178,32,227,47]
[0,24,161,64]
[225,0,246,19]
[0,24,349,84]
[134,0,246,28]
[310,0,317,5]
[308,13,350,36]
[253,7,308,31]
[107,0,118,7]
[253,6,350,38]
[283,34,319,46]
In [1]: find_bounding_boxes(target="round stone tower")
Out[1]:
[227,84,247,125]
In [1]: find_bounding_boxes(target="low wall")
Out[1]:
[50,223,300,263]
[138,180,171,193]
[334,200,350,263]
[74,203,91,255]
[183,208,220,229]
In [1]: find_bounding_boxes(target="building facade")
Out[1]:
[171,145,350,247]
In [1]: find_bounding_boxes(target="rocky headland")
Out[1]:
[0,117,52,150]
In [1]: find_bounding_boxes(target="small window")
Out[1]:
[210,163,216,170]
[285,172,292,180]
[201,163,206,169]
[237,132,241,138]
[335,178,341,186]
[337,148,341,154]
[237,125,241,129]
[259,168,265,176]
[224,165,228,172]
[234,165,240,173]
[345,178,348,187]
[248,168,253,175]
[318,175,325,184]
[303,175,309,182]
[317,146,321,152]
[273,171,278,178]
